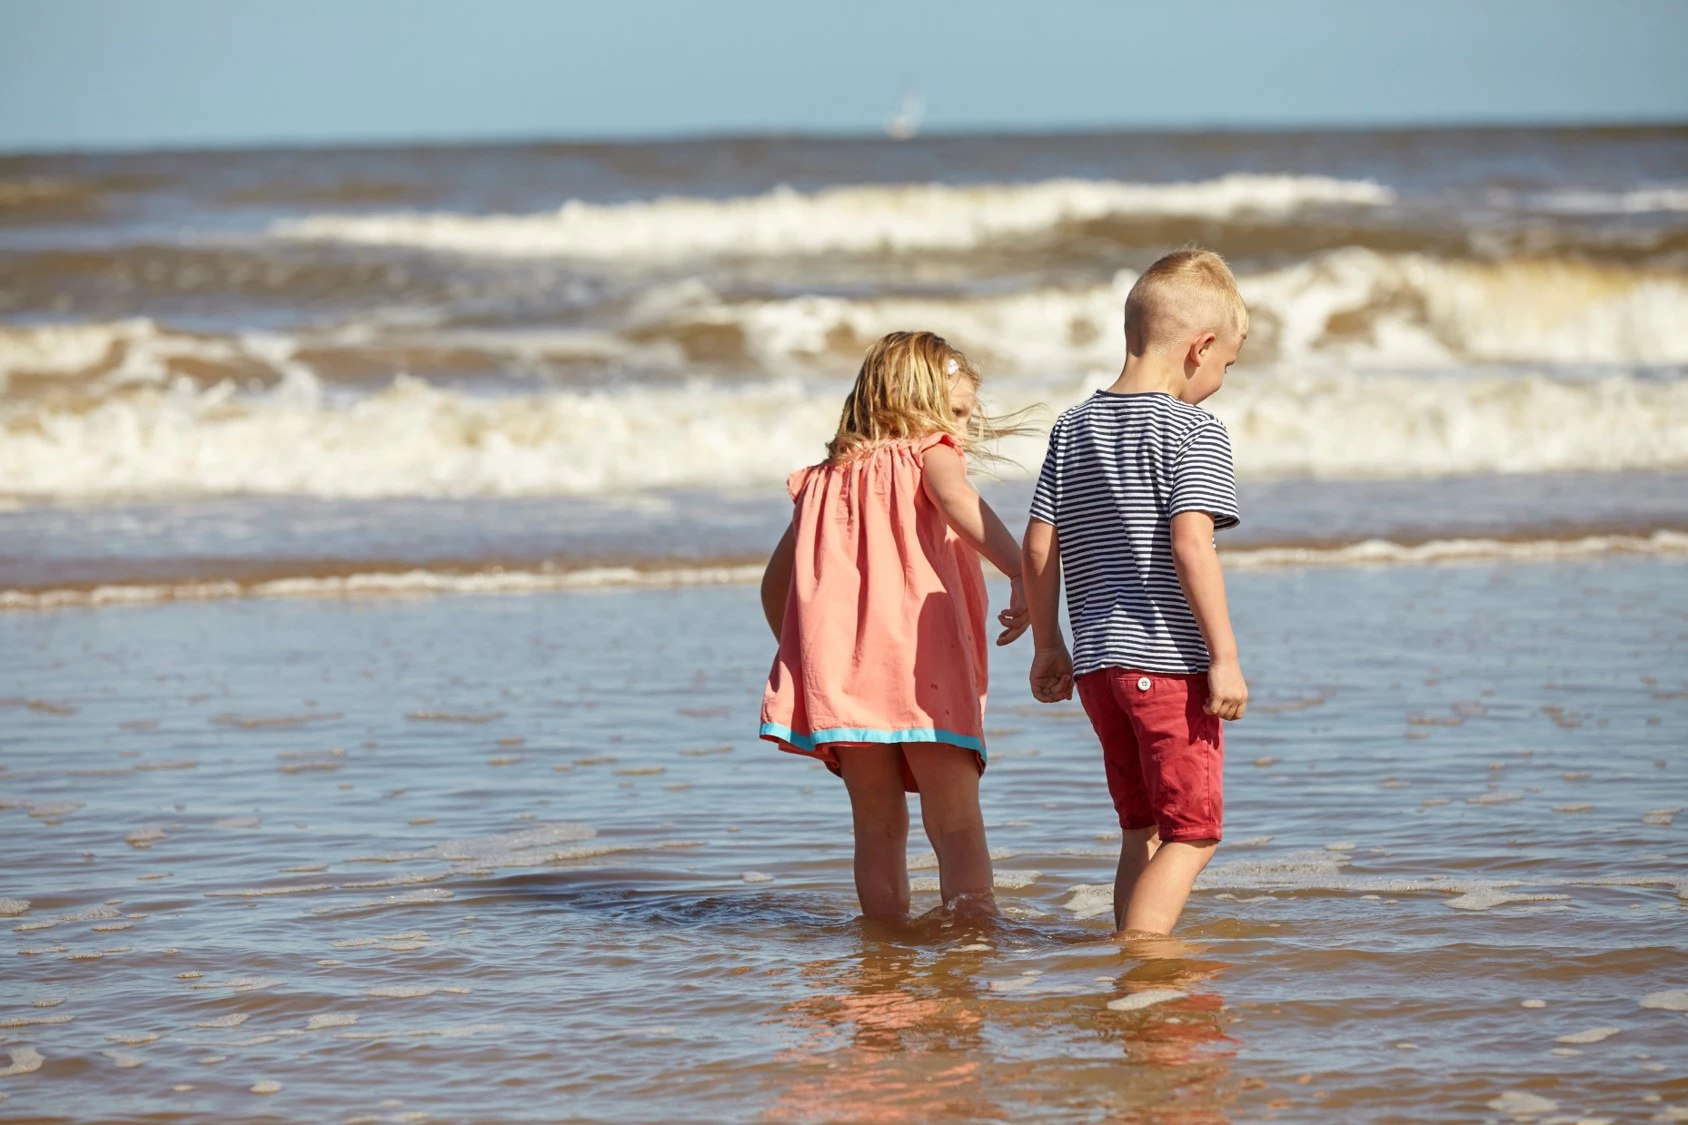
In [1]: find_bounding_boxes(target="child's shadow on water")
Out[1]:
[463,868,860,937]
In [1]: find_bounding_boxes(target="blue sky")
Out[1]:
[2,0,1686,152]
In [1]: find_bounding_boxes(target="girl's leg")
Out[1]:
[834,745,911,919]
[902,744,995,913]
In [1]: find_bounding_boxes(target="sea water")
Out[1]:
[2,126,1686,1121]
[1,562,1684,1122]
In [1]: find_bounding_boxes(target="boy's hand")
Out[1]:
[1204,659,1248,721]
[1029,643,1074,703]
[996,575,1030,646]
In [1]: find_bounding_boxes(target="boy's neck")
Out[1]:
[1106,352,1189,402]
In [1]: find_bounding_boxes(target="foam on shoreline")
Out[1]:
[3,531,1681,611]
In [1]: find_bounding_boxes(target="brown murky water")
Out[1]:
[2,560,1684,1123]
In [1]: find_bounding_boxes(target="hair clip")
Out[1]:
[945,357,958,375]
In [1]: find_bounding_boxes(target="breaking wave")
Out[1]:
[1527,185,1688,214]
[3,361,1686,500]
[639,249,1688,369]
[272,174,1396,260]
[6,249,1688,398]
[5,247,1688,500]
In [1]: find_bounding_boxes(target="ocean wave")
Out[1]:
[1221,530,1688,569]
[0,370,844,498]
[6,531,1682,611]
[3,358,1687,499]
[0,563,767,611]
[6,247,1688,499]
[7,250,1686,401]
[0,318,295,395]
[0,176,101,220]
[641,250,1688,369]
[271,174,1396,260]
[1527,185,1688,214]
[0,317,637,397]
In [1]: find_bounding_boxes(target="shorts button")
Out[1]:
[1136,676,1151,692]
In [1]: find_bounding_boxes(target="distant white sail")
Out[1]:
[885,88,924,139]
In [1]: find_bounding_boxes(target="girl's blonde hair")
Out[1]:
[827,331,1024,462]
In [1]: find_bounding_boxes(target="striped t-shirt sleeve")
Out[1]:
[1168,419,1241,530]
[1028,419,1063,525]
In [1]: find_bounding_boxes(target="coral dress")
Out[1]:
[759,431,991,792]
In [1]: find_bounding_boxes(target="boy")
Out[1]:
[1022,248,1248,936]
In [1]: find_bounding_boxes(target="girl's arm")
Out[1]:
[921,442,1029,644]
[921,443,1020,576]
[761,522,796,640]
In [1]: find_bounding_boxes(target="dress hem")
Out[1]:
[759,722,986,757]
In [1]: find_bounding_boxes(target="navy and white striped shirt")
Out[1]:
[1029,391,1240,676]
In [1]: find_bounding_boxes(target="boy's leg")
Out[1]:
[834,745,911,919]
[1119,672,1225,935]
[1113,826,1159,932]
[902,743,995,915]
[1119,837,1217,935]
[1076,671,1164,928]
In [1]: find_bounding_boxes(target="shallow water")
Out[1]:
[2,559,1684,1123]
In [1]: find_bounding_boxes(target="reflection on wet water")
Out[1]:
[768,925,1237,1124]
[0,559,1684,1122]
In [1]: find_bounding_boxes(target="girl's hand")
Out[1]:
[996,575,1029,645]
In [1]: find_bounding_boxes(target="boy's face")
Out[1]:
[1184,328,1246,404]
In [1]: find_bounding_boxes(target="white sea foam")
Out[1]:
[10,250,1688,403]
[0,370,842,499]
[1062,884,1115,920]
[1445,889,1571,912]
[0,317,306,396]
[0,1047,45,1078]
[4,363,1686,503]
[1488,1091,1556,1115]
[4,532,1683,611]
[653,250,1688,369]
[272,174,1397,260]
[1531,185,1688,214]
[1640,989,1688,1011]
[6,245,1688,502]
[1106,989,1187,1012]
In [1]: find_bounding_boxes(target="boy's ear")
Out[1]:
[1186,331,1217,370]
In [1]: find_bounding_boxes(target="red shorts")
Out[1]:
[1075,668,1224,842]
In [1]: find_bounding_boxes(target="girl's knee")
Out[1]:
[902,743,983,789]
[837,746,907,797]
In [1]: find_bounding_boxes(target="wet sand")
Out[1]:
[1,557,1684,1122]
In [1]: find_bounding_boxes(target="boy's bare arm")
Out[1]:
[1022,518,1073,702]
[921,443,1029,644]
[1170,511,1247,720]
[761,523,796,640]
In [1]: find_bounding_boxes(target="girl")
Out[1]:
[759,331,1029,920]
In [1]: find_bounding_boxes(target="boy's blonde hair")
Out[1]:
[828,330,1007,461]
[1123,248,1248,357]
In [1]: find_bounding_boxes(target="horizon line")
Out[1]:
[4,114,1687,160]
